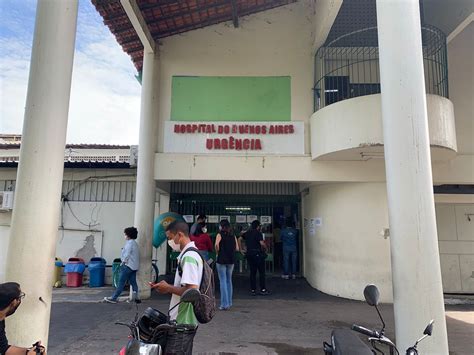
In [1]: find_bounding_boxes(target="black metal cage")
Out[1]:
[313,25,448,111]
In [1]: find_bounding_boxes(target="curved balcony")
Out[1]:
[311,26,457,161]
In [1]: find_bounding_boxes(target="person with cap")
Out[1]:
[0,282,46,354]
[190,214,206,236]
[240,220,269,296]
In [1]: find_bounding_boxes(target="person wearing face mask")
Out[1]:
[189,223,213,261]
[190,214,206,236]
[0,282,46,354]
[150,220,203,355]
[104,227,140,304]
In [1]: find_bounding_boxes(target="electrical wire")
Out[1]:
[65,200,100,228]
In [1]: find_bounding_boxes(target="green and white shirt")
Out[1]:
[169,242,203,325]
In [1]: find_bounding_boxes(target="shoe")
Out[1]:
[291,274,296,280]
[131,292,142,304]
[281,275,289,280]
[219,306,229,311]
[250,290,257,296]
[126,298,142,304]
[103,297,117,304]
[259,289,270,295]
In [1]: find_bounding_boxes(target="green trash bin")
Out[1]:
[112,258,122,288]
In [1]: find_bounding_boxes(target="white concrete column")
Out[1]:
[5,0,78,348]
[135,50,160,299]
[376,1,449,353]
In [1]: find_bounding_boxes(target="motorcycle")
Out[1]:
[323,284,434,355]
[117,288,201,355]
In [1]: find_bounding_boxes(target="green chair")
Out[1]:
[236,251,247,273]
[265,253,274,273]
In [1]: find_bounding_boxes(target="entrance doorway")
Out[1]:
[169,194,301,275]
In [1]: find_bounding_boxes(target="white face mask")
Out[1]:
[168,238,181,252]
[202,227,207,233]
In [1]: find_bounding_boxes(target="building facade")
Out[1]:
[3,0,473,352]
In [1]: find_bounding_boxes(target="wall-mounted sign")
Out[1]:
[260,216,272,224]
[236,215,247,223]
[163,121,304,155]
[183,215,194,223]
[220,216,230,221]
[207,215,219,223]
[247,215,258,223]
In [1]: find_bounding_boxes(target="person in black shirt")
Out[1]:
[240,220,270,295]
[0,282,45,354]
[215,219,239,310]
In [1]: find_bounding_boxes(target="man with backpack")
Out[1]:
[150,220,215,354]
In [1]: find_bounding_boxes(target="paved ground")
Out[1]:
[48,276,474,354]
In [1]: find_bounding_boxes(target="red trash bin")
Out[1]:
[65,257,85,287]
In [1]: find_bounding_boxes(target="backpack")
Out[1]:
[178,247,216,323]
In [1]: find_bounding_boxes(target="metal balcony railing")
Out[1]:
[313,25,448,111]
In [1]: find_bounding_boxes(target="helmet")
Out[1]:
[137,307,168,343]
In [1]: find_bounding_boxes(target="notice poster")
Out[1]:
[220,215,230,221]
[236,215,247,223]
[309,218,316,236]
[247,215,258,223]
[207,215,219,223]
[183,215,194,223]
[260,216,272,224]
[315,217,322,227]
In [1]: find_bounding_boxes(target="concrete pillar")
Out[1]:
[5,0,78,348]
[135,50,160,299]
[376,1,449,353]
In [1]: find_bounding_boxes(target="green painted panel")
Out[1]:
[171,76,291,121]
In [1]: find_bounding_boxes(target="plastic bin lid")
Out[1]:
[68,257,85,263]
[89,257,106,263]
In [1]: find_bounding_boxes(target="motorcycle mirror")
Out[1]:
[363,284,380,307]
[423,320,434,336]
[181,288,201,303]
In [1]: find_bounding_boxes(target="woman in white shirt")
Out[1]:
[104,227,140,303]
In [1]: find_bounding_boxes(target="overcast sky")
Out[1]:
[0,0,141,144]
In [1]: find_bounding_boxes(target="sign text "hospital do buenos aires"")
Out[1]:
[173,123,295,150]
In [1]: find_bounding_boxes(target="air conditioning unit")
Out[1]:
[0,191,14,210]
[129,145,138,167]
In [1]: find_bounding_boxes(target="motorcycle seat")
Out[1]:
[331,328,373,355]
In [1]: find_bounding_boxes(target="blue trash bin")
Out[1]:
[88,257,106,287]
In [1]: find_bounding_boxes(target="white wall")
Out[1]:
[0,224,11,282]
[157,0,315,153]
[435,197,474,293]
[302,184,474,300]
[310,94,457,160]
[59,201,135,266]
[0,197,169,284]
[302,182,393,302]
[448,22,474,155]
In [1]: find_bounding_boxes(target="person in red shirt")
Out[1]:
[190,223,213,261]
